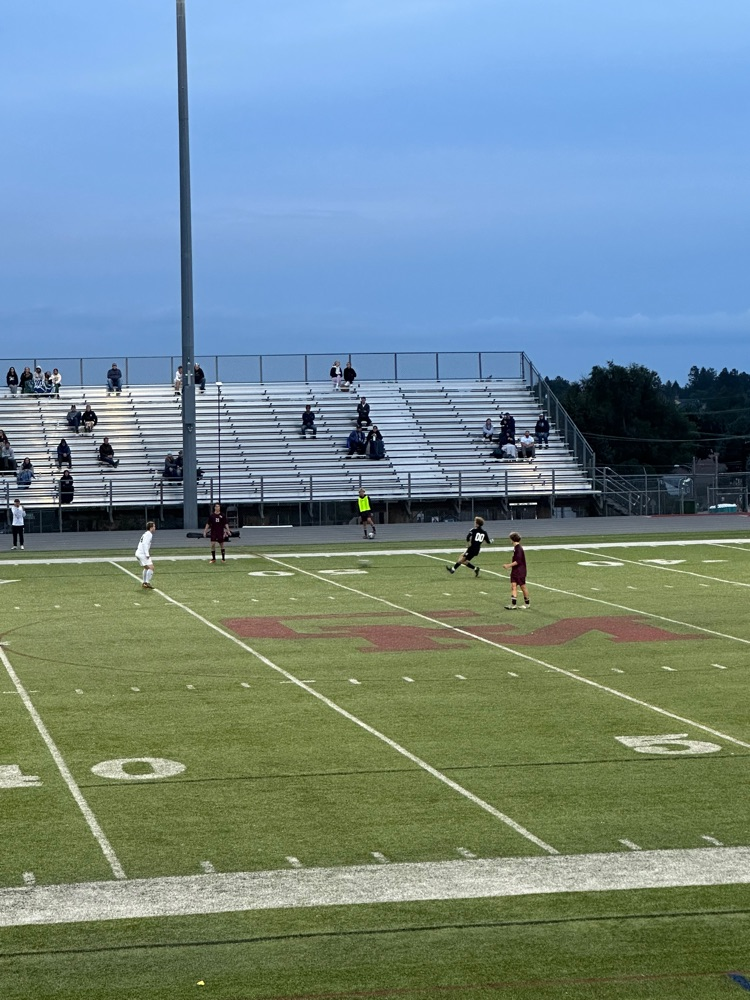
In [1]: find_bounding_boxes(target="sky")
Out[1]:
[1,0,748,382]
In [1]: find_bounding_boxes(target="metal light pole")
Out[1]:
[216,382,223,505]
[176,0,198,528]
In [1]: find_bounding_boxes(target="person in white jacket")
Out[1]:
[11,499,26,549]
[135,522,157,589]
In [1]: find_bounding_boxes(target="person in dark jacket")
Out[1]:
[56,439,72,469]
[346,428,367,457]
[301,405,317,438]
[193,362,206,392]
[66,404,82,433]
[106,363,123,394]
[19,367,33,394]
[534,414,550,448]
[366,425,385,460]
[6,368,19,396]
[59,470,74,504]
[356,396,371,428]
[16,457,34,487]
[81,404,98,433]
[98,437,119,468]
[343,360,357,387]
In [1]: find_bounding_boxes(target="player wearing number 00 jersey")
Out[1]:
[447,517,492,577]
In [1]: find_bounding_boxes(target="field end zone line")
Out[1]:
[0,646,126,881]
[266,555,750,754]
[107,561,558,856]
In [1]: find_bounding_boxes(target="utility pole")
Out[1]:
[176,0,198,528]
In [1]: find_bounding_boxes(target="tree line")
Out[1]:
[545,362,750,473]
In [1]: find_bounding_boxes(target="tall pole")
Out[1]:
[176,0,198,528]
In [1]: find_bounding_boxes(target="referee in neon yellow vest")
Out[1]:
[357,487,376,539]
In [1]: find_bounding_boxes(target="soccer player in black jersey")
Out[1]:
[447,516,491,577]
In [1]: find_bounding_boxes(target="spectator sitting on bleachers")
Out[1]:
[193,362,206,393]
[56,439,72,469]
[346,427,367,457]
[32,367,48,394]
[492,438,517,461]
[0,431,16,471]
[174,366,183,395]
[356,396,371,428]
[19,367,33,394]
[98,437,119,468]
[535,413,550,448]
[176,450,183,475]
[81,404,98,433]
[517,430,536,462]
[107,363,123,394]
[301,405,317,438]
[481,418,494,440]
[17,457,35,486]
[6,368,19,396]
[501,412,516,441]
[366,425,385,460]
[343,360,357,388]
[66,404,82,433]
[59,470,74,505]
[163,453,180,478]
[43,371,56,397]
[50,369,62,395]
[330,360,343,390]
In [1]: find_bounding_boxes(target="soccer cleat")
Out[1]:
[446,566,455,574]
[504,605,517,610]
[11,546,16,550]
[20,545,24,550]
[209,559,216,564]
[474,567,480,577]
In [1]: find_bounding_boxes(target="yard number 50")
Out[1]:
[615,733,722,755]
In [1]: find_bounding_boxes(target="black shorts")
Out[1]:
[360,510,372,523]
[464,545,481,560]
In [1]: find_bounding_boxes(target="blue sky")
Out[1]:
[1,0,748,381]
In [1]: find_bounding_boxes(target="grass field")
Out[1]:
[1,529,750,999]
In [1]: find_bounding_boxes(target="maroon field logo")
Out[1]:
[223,611,705,652]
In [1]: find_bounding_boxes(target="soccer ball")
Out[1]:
[367,532,374,539]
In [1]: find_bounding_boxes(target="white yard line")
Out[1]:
[267,555,750,754]
[107,561,558,856]
[2,846,749,928]
[0,646,126,881]
[570,546,750,590]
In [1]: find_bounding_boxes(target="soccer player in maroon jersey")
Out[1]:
[204,503,231,563]
[503,531,530,609]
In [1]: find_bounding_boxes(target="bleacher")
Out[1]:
[0,379,594,509]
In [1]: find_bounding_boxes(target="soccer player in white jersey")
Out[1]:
[135,521,157,589]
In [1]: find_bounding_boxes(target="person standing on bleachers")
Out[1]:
[301,405,317,438]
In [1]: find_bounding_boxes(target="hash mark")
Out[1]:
[286,856,302,868]
[457,847,477,859]
[701,835,723,846]
[349,678,361,685]
[403,676,414,683]
[711,663,728,670]
[130,686,140,693]
[200,861,216,874]
[455,674,467,680]
[661,666,676,672]
[371,852,389,864]
[507,672,519,678]
[619,839,642,851]
[22,872,36,887]
[611,668,624,674]
[241,682,251,688]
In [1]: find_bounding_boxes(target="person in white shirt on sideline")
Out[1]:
[135,521,157,589]
[11,498,26,549]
